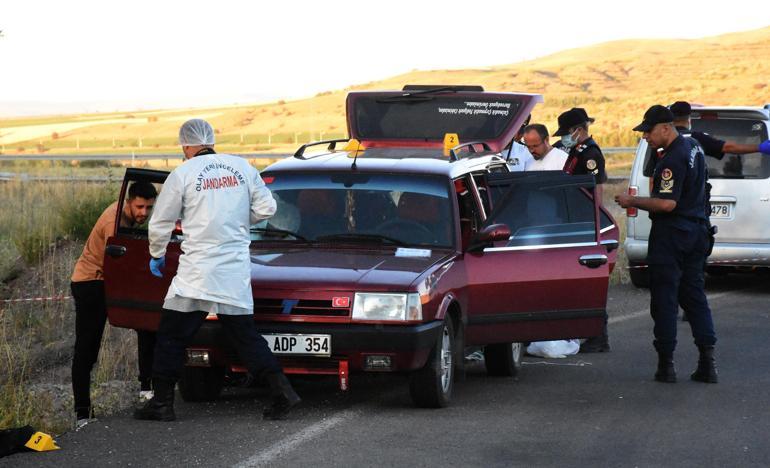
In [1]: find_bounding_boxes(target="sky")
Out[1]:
[1,0,768,116]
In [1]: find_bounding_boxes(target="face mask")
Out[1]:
[561,129,580,150]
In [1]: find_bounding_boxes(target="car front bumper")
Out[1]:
[187,320,444,373]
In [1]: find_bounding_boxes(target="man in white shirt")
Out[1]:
[522,124,569,171]
[505,115,535,172]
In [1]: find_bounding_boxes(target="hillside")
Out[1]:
[1,26,769,155]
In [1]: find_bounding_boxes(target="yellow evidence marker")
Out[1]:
[24,431,60,451]
[443,133,459,157]
[344,138,365,156]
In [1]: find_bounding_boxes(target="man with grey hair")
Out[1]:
[135,119,301,421]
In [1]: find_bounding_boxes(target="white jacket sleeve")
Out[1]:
[149,170,183,258]
[249,169,277,224]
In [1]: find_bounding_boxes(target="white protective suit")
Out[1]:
[149,152,276,314]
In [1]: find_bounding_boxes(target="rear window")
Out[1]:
[352,95,522,141]
[694,118,770,179]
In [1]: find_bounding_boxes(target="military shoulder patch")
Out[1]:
[586,159,597,170]
[659,169,674,193]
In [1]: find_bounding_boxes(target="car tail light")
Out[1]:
[627,186,638,217]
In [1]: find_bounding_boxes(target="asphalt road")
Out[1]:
[6,274,770,468]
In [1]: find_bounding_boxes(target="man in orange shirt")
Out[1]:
[70,181,157,428]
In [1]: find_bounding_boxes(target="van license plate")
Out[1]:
[263,334,331,356]
[710,203,730,218]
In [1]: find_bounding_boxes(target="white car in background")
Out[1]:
[624,105,770,287]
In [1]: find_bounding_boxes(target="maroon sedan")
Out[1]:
[104,87,618,407]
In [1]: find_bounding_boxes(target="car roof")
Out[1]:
[263,148,509,179]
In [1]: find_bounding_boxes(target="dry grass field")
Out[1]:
[2,27,769,157]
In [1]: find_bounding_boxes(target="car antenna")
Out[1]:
[344,138,364,170]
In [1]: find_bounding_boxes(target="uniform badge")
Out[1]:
[586,159,597,170]
[660,168,674,193]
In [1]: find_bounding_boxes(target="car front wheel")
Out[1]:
[409,318,455,408]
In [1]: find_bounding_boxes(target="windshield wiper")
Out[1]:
[376,86,456,103]
[250,227,309,242]
[315,233,405,246]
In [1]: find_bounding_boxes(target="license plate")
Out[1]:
[710,203,731,218]
[262,334,331,356]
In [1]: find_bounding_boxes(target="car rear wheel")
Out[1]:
[178,366,225,402]
[629,262,650,288]
[409,318,454,408]
[484,342,523,377]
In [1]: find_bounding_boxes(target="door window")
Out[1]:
[116,169,168,239]
[485,172,597,248]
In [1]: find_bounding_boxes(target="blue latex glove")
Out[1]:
[149,256,165,278]
[759,140,770,155]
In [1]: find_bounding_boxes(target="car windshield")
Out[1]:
[252,172,455,248]
[352,95,522,141]
[695,118,770,179]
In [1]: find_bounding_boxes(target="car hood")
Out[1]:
[249,246,453,291]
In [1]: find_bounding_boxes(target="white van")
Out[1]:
[624,105,770,287]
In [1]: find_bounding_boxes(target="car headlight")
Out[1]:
[352,292,422,321]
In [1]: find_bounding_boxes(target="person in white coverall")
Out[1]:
[134,119,300,422]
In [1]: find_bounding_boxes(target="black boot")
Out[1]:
[691,345,718,383]
[263,373,301,420]
[134,377,176,421]
[655,352,677,383]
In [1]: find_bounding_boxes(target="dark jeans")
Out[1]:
[71,281,157,415]
[137,330,156,391]
[152,309,281,382]
[71,280,107,416]
[648,221,717,355]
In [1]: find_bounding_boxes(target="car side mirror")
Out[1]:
[601,239,619,252]
[468,224,511,252]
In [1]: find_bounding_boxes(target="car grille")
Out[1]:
[253,298,350,316]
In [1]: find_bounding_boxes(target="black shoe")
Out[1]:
[263,373,301,420]
[134,377,176,421]
[580,336,611,353]
[691,345,718,383]
[655,352,677,383]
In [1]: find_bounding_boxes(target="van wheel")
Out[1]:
[484,342,523,377]
[409,318,454,408]
[178,366,225,402]
[629,262,650,288]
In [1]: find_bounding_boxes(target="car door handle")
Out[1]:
[105,245,127,257]
[579,254,608,268]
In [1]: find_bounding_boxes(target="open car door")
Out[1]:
[463,171,609,345]
[103,168,173,331]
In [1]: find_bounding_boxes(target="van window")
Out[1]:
[694,119,770,179]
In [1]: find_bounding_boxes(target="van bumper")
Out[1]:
[624,238,648,263]
[624,238,770,267]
